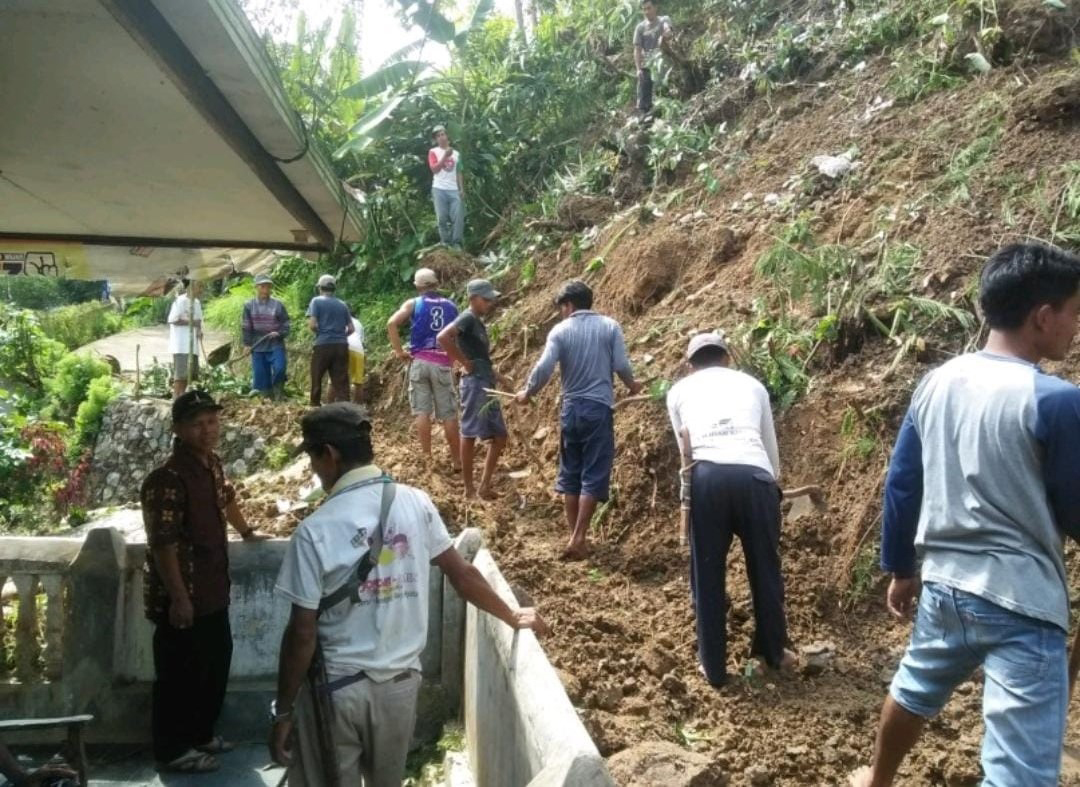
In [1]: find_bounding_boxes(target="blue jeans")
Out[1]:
[251,344,287,392]
[432,188,464,247]
[555,399,615,501]
[891,582,1067,785]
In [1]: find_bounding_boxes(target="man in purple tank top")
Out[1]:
[388,268,462,470]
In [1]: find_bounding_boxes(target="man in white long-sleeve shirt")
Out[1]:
[666,332,793,686]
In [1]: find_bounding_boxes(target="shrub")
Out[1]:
[47,353,113,418]
[0,277,105,310]
[39,302,123,349]
[0,306,66,396]
[73,376,121,448]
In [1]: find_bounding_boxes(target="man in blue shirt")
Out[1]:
[306,274,353,407]
[853,243,1080,787]
[516,280,641,560]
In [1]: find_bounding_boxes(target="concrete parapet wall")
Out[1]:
[464,549,614,787]
[1,525,477,745]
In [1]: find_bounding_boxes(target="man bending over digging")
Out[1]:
[852,242,1080,786]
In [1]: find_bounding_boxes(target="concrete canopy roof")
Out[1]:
[0,0,364,252]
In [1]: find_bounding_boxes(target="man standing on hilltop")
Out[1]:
[666,333,796,687]
[852,243,1080,787]
[306,274,353,407]
[387,268,462,473]
[516,280,642,560]
[438,279,508,501]
[242,273,290,400]
[634,0,673,115]
[428,124,465,249]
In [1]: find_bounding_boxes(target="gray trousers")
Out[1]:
[432,187,464,247]
[289,671,422,787]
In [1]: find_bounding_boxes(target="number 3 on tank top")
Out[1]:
[429,306,445,330]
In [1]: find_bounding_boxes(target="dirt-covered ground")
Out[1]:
[227,46,1080,786]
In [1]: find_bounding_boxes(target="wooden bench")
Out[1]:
[0,715,93,786]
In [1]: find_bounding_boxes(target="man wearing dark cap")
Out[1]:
[270,403,549,786]
[516,280,642,560]
[437,279,507,500]
[243,273,291,399]
[665,333,794,687]
[306,274,354,406]
[140,391,267,773]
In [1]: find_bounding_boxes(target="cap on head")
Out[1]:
[466,279,500,301]
[254,273,273,286]
[686,332,729,361]
[172,390,223,424]
[432,124,447,137]
[414,268,439,288]
[317,274,336,291]
[299,402,372,452]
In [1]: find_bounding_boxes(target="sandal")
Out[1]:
[196,735,235,754]
[163,748,220,773]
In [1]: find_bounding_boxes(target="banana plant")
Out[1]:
[334,0,495,157]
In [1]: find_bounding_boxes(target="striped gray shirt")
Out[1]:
[525,310,634,409]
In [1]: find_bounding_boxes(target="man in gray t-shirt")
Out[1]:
[305,274,353,406]
[633,0,673,114]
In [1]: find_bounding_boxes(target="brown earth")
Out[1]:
[233,52,1080,786]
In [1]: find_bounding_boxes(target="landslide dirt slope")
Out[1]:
[237,32,1080,787]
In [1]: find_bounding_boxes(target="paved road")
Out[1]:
[79,326,232,373]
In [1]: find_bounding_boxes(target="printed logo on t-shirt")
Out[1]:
[429,305,447,331]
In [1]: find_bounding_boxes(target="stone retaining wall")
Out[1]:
[88,397,267,505]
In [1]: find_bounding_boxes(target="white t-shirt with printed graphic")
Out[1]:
[275,465,453,681]
[429,147,460,192]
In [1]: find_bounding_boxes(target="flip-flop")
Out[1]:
[163,749,220,773]
[196,735,235,754]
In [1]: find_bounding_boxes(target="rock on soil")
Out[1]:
[606,742,723,787]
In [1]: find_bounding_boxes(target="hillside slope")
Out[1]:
[236,3,1080,784]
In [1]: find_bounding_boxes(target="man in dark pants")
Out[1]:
[141,391,267,773]
[633,0,673,114]
[306,274,353,406]
[516,280,641,560]
[666,333,795,686]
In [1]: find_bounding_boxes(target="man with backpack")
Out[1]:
[269,403,549,786]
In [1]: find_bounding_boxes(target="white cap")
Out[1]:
[687,332,729,360]
[317,274,336,290]
[413,268,438,287]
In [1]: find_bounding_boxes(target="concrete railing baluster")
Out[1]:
[40,573,65,680]
[11,573,41,682]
